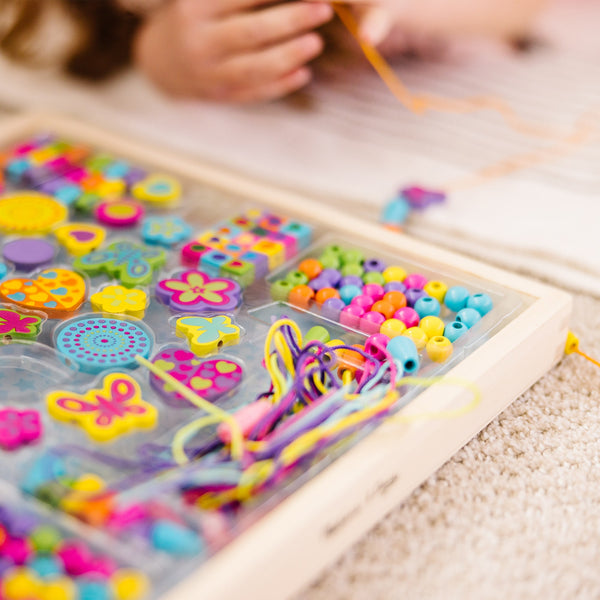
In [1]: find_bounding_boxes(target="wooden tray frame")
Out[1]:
[0,112,572,600]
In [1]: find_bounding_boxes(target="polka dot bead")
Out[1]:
[55,316,153,374]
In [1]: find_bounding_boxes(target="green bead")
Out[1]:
[322,244,344,257]
[363,271,386,285]
[221,259,255,288]
[30,525,63,554]
[35,481,70,508]
[319,253,340,270]
[271,280,293,302]
[305,325,330,344]
[74,192,101,214]
[341,263,364,278]
[285,270,309,287]
[341,249,364,265]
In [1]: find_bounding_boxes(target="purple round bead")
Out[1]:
[321,297,345,321]
[320,268,342,288]
[363,258,386,273]
[309,276,331,291]
[340,275,364,289]
[384,281,407,294]
[405,288,428,307]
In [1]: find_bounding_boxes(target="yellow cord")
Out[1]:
[565,331,600,369]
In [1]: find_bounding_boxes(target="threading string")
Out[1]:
[565,331,600,370]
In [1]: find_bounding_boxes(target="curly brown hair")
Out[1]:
[0,0,140,80]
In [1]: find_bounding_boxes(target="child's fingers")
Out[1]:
[224,67,313,103]
[353,6,393,44]
[212,2,333,57]
[219,32,324,88]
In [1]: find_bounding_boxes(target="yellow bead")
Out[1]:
[380,318,407,338]
[402,327,428,351]
[419,316,445,339]
[111,569,150,600]
[424,280,448,304]
[96,179,127,199]
[2,567,43,600]
[72,473,106,492]
[426,336,453,362]
[40,577,76,600]
[565,331,579,354]
[91,285,148,319]
[251,240,285,270]
[382,266,407,283]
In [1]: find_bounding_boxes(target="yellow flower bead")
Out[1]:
[426,336,453,362]
[382,265,407,283]
[423,280,448,304]
[402,327,428,351]
[380,318,407,339]
[419,316,445,340]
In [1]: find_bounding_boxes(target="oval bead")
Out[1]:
[319,253,340,270]
[382,291,407,310]
[362,283,385,301]
[339,275,363,288]
[339,284,363,305]
[305,325,331,344]
[288,284,314,309]
[321,297,345,321]
[370,300,396,320]
[315,287,340,306]
[364,333,390,361]
[359,311,385,335]
[405,288,428,308]
[298,258,322,280]
[340,263,364,278]
[285,270,309,287]
[363,258,386,273]
[340,248,364,265]
[351,294,375,311]
[339,304,365,328]
[387,336,420,374]
[382,266,407,283]
[363,271,386,286]
[270,280,292,302]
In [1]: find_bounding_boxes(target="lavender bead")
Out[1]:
[405,288,428,307]
[340,275,363,288]
[384,281,407,294]
[320,268,342,288]
[321,297,345,321]
[309,276,331,291]
[363,258,386,273]
[7,511,38,537]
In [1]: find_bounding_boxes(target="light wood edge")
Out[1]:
[0,111,573,600]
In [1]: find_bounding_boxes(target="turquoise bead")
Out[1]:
[381,196,410,225]
[151,520,203,556]
[339,284,363,305]
[414,296,441,319]
[79,580,110,600]
[21,454,66,495]
[456,308,482,329]
[444,321,468,342]
[444,286,470,312]
[466,292,493,316]
[387,336,420,374]
[30,555,63,578]
[280,222,313,250]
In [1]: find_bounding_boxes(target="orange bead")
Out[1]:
[298,258,323,280]
[336,344,366,379]
[288,284,315,309]
[383,291,407,310]
[315,287,340,306]
[370,300,396,320]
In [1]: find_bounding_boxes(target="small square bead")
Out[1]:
[233,232,261,250]
[197,231,228,250]
[259,212,287,231]
[221,259,256,287]
[54,184,82,206]
[214,223,242,240]
[251,240,285,270]
[280,222,313,250]
[200,249,231,278]
[223,243,243,257]
[240,250,269,279]
[181,242,209,267]
[267,231,297,259]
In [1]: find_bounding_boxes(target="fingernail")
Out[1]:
[314,3,334,21]
[360,10,392,46]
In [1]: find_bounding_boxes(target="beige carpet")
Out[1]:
[300,292,600,600]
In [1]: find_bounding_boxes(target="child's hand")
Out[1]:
[134,0,334,102]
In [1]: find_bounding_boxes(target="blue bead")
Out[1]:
[21,453,66,495]
[339,284,363,305]
[78,580,110,600]
[444,321,468,342]
[200,250,231,278]
[381,196,410,225]
[414,296,440,318]
[30,555,63,579]
[280,222,313,250]
[6,158,30,182]
[455,308,482,329]
[54,184,82,206]
[466,292,493,316]
[444,286,470,312]
[151,520,203,556]
[104,161,130,179]
[387,336,420,374]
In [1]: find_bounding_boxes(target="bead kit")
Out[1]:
[0,113,571,600]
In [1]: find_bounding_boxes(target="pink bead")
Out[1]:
[362,283,385,301]
[359,311,385,335]
[339,304,365,328]
[108,504,147,531]
[364,333,390,361]
[351,294,375,311]
[88,555,117,578]
[57,541,94,576]
[394,307,420,329]
[1,537,31,565]
[403,273,428,290]
[217,400,272,444]
[19,410,42,444]
[46,156,71,171]
[64,167,88,183]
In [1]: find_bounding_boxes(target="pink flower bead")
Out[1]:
[351,294,375,311]
[394,307,420,329]
[359,311,385,335]
[364,333,390,361]
[403,273,428,290]
[362,283,385,301]
[340,304,365,328]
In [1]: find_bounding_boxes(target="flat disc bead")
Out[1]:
[382,266,406,283]
[288,284,314,308]
[419,315,445,339]
[315,287,340,305]
[414,296,441,318]
[444,286,470,312]
[339,284,363,305]
[298,258,322,280]
[403,273,427,290]
[426,336,453,362]
[370,300,396,320]
[380,318,407,338]
[466,292,493,316]
[423,280,447,303]
[363,272,385,286]
[456,307,482,328]
[394,307,419,329]
[402,326,428,351]
[444,320,468,342]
